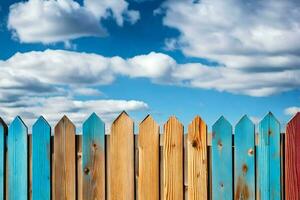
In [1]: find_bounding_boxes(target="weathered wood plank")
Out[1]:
[285,112,300,199]
[138,115,159,200]
[54,116,76,200]
[108,111,134,200]
[77,135,82,200]
[0,118,7,200]
[8,116,28,200]
[82,113,105,200]
[234,115,255,199]
[187,116,208,200]
[257,112,281,199]
[163,116,183,200]
[211,116,232,200]
[32,117,51,200]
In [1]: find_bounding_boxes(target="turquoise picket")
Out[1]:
[257,112,281,199]
[211,116,233,200]
[8,116,28,200]
[32,116,51,200]
[82,113,105,199]
[234,115,255,199]
[0,118,7,200]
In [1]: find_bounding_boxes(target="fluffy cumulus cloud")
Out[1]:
[7,0,140,44]
[284,106,300,116]
[159,0,300,96]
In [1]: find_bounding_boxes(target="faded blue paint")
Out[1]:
[0,118,7,200]
[32,116,51,200]
[257,112,281,199]
[234,115,255,199]
[82,113,105,187]
[211,116,233,200]
[8,116,28,200]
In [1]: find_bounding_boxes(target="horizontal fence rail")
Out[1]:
[0,111,299,200]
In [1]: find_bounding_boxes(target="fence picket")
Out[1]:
[54,116,76,199]
[163,116,183,200]
[187,116,208,199]
[257,112,281,199]
[211,116,232,200]
[8,116,28,200]
[82,113,105,200]
[32,116,51,200]
[0,118,7,200]
[285,112,300,199]
[138,115,159,200]
[108,111,134,200]
[234,115,255,199]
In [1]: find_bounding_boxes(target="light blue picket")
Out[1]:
[234,115,255,199]
[257,112,281,199]
[8,116,28,200]
[82,113,105,199]
[211,116,233,200]
[0,118,7,200]
[32,116,51,200]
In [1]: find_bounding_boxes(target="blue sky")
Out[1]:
[0,0,299,132]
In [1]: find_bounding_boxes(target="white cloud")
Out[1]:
[284,107,300,116]
[158,0,300,96]
[7,0,140,44]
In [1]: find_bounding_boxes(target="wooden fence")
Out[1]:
[0,111,299,200]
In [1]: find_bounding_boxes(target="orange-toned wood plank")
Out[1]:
[108,112,134,200]
[187,116,208,199]
[163,116,184,200]
[138,115,159,200]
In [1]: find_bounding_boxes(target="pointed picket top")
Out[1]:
[83,112,104,127]
[188,115,206,142]
[33,116,51,130]
[287,112,300,126]
[56,115,75,128]
[235,115,254,134]
[9,116,27,131]
[212,115,231,131]
[165,115,183,128]
[260,111,280,124]
[139,114,158,127]
[112,111,133,125]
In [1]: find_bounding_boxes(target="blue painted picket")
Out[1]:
[8,116,28,200]
[82,113,105,199]
[257,112,281,199]
[0,118,7,200]
[32,116,51,200]
[234,115,255,199]
[211,116,233,200]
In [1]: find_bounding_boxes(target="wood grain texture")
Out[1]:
[138,115,159,200]
[285,112,300,199]
[234,115,255,200]
[77,135,82,200]
[82,113,105,200]
[54,116,76,200]
[108,111,134,200]
[257,112,281,200]
[187,116,208,200]
[163,116,183,200]
[8,116,28,200]
[211,116,233,200]
[0,118,7,200]
[32,117,51,200]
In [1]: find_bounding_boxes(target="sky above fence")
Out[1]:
[0,0,299,130]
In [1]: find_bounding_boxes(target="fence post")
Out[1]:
[8,116,28,200]
[54,116,76,199]
[187,116,208,199]
[257,112,281,199]
[163,116,183,200]
[32,116,51,200]
[234,115,255,199]
[211,116,232,200]
[0,118,7,200]
[285,112,300,199]
[82,113,105,200]
[108,111,134,200]
[138,115,159,200]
